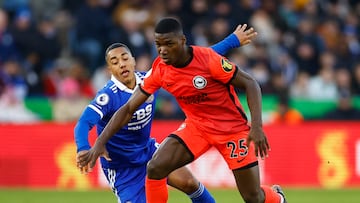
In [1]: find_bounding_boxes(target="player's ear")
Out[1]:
[181,35,186,45]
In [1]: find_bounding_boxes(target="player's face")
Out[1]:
[106,47,136,87]
[154,32,185,66]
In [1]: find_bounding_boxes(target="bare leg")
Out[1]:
[167,166,199,194]
[233,164,265,203]
[147,136,194,179]
[145,136,194,203]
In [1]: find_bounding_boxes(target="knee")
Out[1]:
[242,190,264,203]
[146,159,167,179]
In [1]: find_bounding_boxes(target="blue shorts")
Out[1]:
[102,141,159,203]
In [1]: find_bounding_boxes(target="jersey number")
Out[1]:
[226,138,248,158]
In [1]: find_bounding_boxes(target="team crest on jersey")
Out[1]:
[146,94,154,103]
[177,123,186,131]
[192,76,207,89]
[96,93,109,106]
[221,58,233,72]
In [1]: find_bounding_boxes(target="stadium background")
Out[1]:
[1,0,360,202]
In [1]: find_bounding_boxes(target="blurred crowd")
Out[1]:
[0,0,360,122]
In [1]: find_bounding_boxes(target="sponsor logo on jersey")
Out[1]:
[221,58,233,72]
[96,93,109,106]
[192,75,207,89]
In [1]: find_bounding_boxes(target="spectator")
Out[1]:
[322,90,360,120]
[307,66,338,100]
[290,71,310,99]
[0,59,38,122]
[71,0,113,73]
[351,63,360,95]
[335,67,352,96]
[35,15,62,72]
[268,93,304,125]
[0,8,20,65]
[109,0,151,58]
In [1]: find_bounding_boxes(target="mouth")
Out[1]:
[121,70,130,77]
[161,56,170,64]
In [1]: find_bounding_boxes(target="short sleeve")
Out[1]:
[140,58,162,94]
[208,51,237,84]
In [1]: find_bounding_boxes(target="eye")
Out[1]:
[110,58,119,65]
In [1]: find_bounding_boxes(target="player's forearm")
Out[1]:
[74,108,99,152]
[211,34,240,56]
[74,121,92,152]
[96,106,132,145]
[245,79,263,127]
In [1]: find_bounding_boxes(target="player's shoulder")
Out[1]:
[92,80,118,107]
[135,71,147,80]
[151,57,163,69]
[100,80,118,94]
[192,45,215,54]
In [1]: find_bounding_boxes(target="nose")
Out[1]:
[158,46,168,55]
[118,62,126,69]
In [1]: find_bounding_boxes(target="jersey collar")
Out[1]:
[110,73,141,93]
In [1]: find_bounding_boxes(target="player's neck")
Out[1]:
[173,46,193,68]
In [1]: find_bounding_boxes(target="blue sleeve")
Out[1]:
[211,33,240,56]
[74,107,101,152]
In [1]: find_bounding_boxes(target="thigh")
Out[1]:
[171,121,212,160]
[151,136,193,174]
[103,166,147,203]
[213,130,257,170]
[150,121,211,175]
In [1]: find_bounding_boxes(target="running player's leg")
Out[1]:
[215,130,284,203]
[233,165,284,203]
[146,121,211,203]
[146,136,194,203]
[103,166,147,203]
[167,166,215,203]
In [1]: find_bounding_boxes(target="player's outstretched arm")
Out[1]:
[233,24,257,46]
[77,87,149,169]
[211,24,257,55]
[74,107,102,174]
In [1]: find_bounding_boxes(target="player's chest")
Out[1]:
[160,67,214,96]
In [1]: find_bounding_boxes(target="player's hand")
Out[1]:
[246,126,270,159]
[77,141,112,171]
[233,24,257,46]
[76,150,91,174]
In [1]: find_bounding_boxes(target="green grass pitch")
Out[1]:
[0,187,359,203]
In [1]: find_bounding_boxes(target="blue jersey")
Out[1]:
[75,72,157,169]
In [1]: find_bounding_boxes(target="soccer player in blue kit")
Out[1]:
[74,24,257,203]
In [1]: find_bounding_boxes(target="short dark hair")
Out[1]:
[154,17,183,34]
[105,43,131,60]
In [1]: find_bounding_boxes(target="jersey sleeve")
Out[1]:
[140,58,162,94]
[211,33,240,56]
[208,50,237,84]
[74,88,114,152]
[74,107,101,152]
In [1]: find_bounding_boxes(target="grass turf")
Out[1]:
[0,187,359,203]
